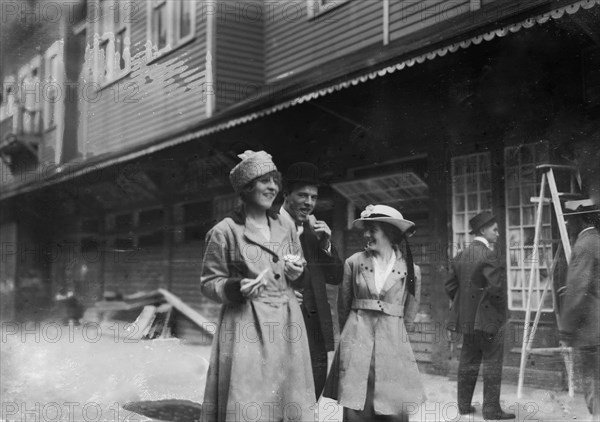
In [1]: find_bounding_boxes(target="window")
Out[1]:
[307,0,350,19]
[451,153,492,253]
[147,0,196,59]
[94,0,131,84]
[504,143,553,312]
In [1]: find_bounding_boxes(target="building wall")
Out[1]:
[83,0,208,157]
[263,0,477,83]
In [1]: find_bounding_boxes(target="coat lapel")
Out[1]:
[357,252,379,298]
[243,215,286,258]
[380,255,408,297]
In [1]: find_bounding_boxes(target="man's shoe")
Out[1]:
[458,406,476,415]
[483,410,516,420]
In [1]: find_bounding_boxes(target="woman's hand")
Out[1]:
[240,277,266,299]
[284,260,305,282]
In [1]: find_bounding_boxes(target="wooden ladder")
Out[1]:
[516,164,582,399]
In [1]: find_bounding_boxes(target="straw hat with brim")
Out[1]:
[352,204,416,237]
[469,212,497,235]
[564,199,600,216]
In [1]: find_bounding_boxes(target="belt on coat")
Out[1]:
[351,299,404,317]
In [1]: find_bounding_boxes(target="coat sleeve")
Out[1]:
[481,255,507,309]
[317,243,344,286]
[444,261,459,300]
[338,258,354,330]
[560,244,594,338]
[287,219,306,290]
[200,224,245,304]
[404,264,421,328]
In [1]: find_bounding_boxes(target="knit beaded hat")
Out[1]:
[229,150,278,193]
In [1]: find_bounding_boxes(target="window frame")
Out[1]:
[18,55,42,134]
[306,0,350,19]
[146,0,196,62]
[93,0,132,86]
[504,142,554,312]
[43,42,64,131]
[450,152,493,255]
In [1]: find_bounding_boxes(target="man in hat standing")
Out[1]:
[445,212,514,420]
[280,162,343,399]
[560,199,600,417]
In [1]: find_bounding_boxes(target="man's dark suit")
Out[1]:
[299,222,343,398]
[445,240,508,415]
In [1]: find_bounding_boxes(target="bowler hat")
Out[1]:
[469,212,496,235]
[285,162,320,186]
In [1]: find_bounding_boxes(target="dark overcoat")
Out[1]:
[323,250,426,415]
[199,212,316,422]
[561,228,600,348]
[444,240,508,335]
[299,224,343,351]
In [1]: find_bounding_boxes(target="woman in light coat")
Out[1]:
[324,204,426,421]
[200,151,316,422]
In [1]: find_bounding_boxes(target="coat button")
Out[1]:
[273,256,279,263]
[274,274,281,280]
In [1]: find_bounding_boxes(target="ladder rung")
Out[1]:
[514,346,573,356]
[536,164,579,171]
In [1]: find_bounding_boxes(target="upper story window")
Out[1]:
[44,41,64,131]
[307,0,350,19]
[93,0,131,84]
[147,0,196,60]
[17,56,42,134]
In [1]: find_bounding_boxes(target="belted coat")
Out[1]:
[323,250,426,415]
[199,210,316,422]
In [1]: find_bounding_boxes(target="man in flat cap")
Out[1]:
[561,199,600,417]
[445,212,514,420]
[280,162,343,399]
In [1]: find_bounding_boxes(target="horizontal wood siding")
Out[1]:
[389,0,470,42]
[103,246,166,295]
[85,0,207,157]
[215,10,264,110]
[264,1,383,83]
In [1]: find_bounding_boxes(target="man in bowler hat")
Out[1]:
[280,162,343,399]
[445,212,515,420]
[560,199,600,417]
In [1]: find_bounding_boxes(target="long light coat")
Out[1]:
[200,212,316,422]
[323,250,426,415]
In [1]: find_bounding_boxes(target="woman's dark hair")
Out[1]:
[364,221,405,246]
[362,220,415,297]
[239,170,282,202]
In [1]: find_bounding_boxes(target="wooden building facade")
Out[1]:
[1,0,599,385]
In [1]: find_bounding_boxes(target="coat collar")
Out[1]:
[243,213,289,258]
[357,250,407,298]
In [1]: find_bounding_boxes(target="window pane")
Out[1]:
[154,3,168,49]
[467,194,478,211]
[507,188,520,206]
[511,290,523,309]
[508,229,521,246]
[480,192,491,210]
[454,215,465,232]
[454,176,465,194]
[508,208,520,226]
[523,227,535,246]
[455,195,465,212]
[523,206,535,226]
[510,270,522,288]
[179,1,192,39]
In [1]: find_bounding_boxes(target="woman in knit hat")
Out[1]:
[200,151,316,422]
[323,204,426,421]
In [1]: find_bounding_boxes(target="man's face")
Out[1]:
[480,222,500,244]
[283,185,318,223]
